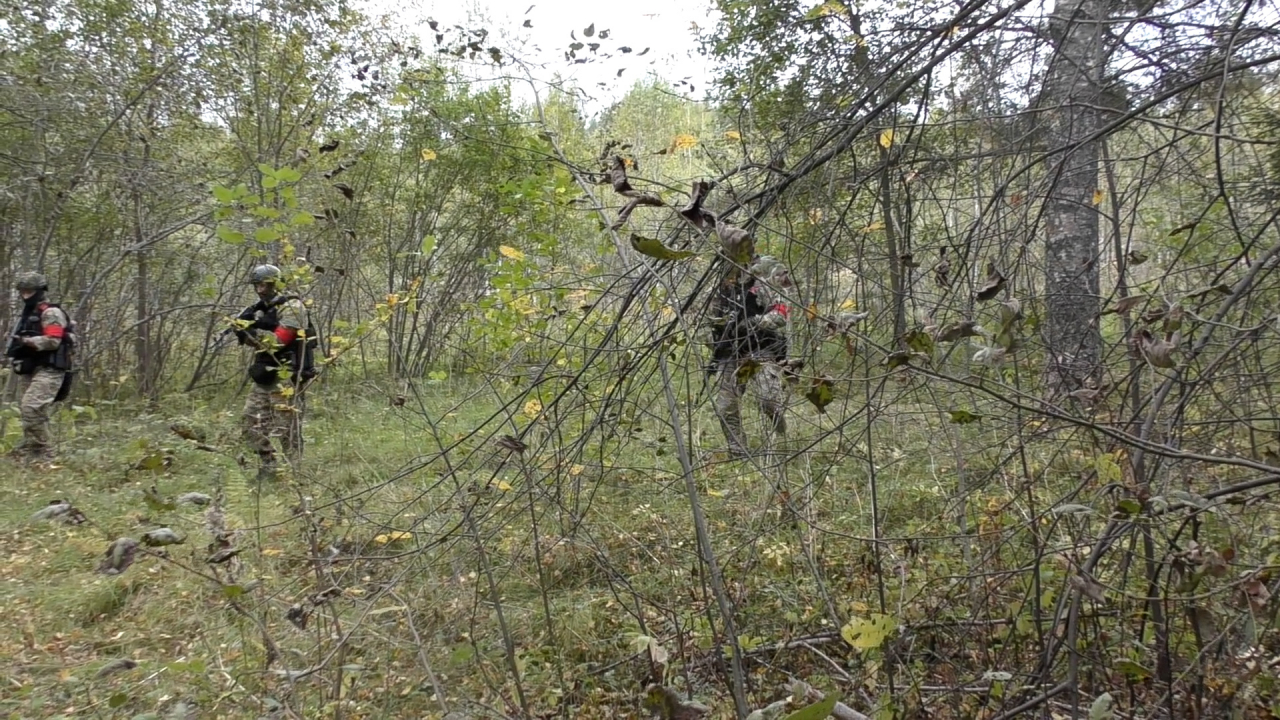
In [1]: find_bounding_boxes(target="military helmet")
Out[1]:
[748,255,784,280]
[249,264,282,285]
[14,271,48,292]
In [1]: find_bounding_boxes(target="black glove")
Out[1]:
[250,317,279,331]
[234,329,250,345]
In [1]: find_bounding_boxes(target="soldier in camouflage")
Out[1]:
[234,264,313,481]
[707,254,797,457]
[6,272,73,461]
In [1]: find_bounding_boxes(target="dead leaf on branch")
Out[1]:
[1243,576,1272,611]
[32,500,87,525]
[497,435,528,453]
[1186,283,1232,301]
[1069,572,1108,603]
[319,138,340,153]
[611,194,664,230]
[974,261,1007,302]
[608,155,634,195]
[678,179,715,229]
[936,320,980,343]
[98,537,140,575]
[1102,294,1147,316]
[715,221,754,264]
[333,182,354,201]
[1135,329,1179,369]
[642,684,710,720]
[933,259,951,288]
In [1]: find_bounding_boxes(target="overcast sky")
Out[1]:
[359,0,721,115]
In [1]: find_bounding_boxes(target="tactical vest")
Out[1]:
[6,301,73,374]
[248,295,317,386]
[709,278,787,362]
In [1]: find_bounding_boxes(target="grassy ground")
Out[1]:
[4,368,1273,720]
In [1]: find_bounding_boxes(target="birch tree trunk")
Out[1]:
[1041,0,1110,391]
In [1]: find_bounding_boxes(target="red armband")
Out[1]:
[275,326,298,344]
[772,303,789,318]
[43,324,65,339]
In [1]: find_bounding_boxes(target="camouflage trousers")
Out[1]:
[19,368,65,456]
[243,382,304,473]
[714,359,787,456]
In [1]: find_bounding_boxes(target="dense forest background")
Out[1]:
[3,0,1280,717]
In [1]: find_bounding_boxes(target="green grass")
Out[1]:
[2,370,1276,719]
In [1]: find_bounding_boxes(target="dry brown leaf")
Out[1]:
[974,262,1007,302]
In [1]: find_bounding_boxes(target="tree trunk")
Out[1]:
[1041,0,1109,391]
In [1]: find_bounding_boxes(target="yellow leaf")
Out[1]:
[807,208,824,225]
[630,233,695,261]
[879,129,894,149]
[499,245,525,261]
[261,548,283,557]
[1092,188,1104,205]
[569,464,585,476]
[862,220,886,232]
[724,130,741,141]
[386,293,400,307]
[841,613,898,650]
[851,601,869,613]
[373,531,413,545]
[420,148,437,161]
[278,386,294,399]
[523,398,543,419]
[495,480,513,492]
[671,133,698,151]
[623,156,634,168]
[839,298,857,310]
[805,303,819,321]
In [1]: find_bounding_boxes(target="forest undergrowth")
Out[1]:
[3,366,1278,720]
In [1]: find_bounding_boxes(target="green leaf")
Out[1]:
[290,212,316,227]
[884,351,912,369]
[135,452,166,471]
[262,175,280,189]
[449,643,475,666]
[257,163,278,178]
[222,584,245,599]
[249,206,281,219]
[276,167,302,183]
[805,377,834,413]
[216,226,246,245]
[421,234,437,256]
[629,234,694,260]
[1089,691,1114,720]
[254,227,281,243]
[840,613,898,650]
[212,185,235,204]
[108,693,129,709]
[903,329,934,355]
[783,694,840,720]
[1116,498,1142,515]
[948,409,982,424]
[1114,659,1151,680]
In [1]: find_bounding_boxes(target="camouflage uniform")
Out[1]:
[709,256,793,456]
[7,275,70,460]
[241,293,309,477]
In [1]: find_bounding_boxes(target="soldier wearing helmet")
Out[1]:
[6,271,74,462]
[707,252,797,458]
[233,264,314,480]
